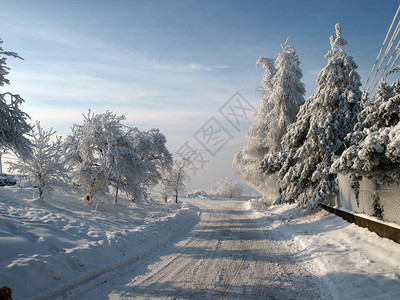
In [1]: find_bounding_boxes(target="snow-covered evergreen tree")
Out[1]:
[332,80,400,182]
[9,122,69,198]
[65,111,172,204]
[233,42,305,200]
[263,23,362,208]
[0,39,32,156]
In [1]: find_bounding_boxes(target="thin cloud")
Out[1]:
[156,62,230,72]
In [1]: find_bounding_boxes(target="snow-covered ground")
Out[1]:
[76,198,322,299]
[0,186,199,299]
[1,187,400,299]
[249,200,400,299]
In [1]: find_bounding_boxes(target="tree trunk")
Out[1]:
[175,190,178,203]
[38,174,43,198]
[114,186,119,204]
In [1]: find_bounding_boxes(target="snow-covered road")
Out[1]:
[75,198,322,299]
[3,188,399,299]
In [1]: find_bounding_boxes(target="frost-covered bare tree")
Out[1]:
[332,80,400,182]
[157,157,189,203]
[104,134,149,204]
[0,39,32,156]
[233,42,305,200]
[127,127,172,202]
[263,23,362,208]
[156,176,172,203]
[65,111,121,203]
[215,177,244,199]
[65,111,172,204]
[9,122,69,198]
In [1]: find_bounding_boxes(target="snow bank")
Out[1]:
[247,199,400,299]
[0,187,199,299]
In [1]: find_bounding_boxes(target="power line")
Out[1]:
[387,46,400,75]
[365,4,400,92]
[371,22,400,93]
[372,38,400,93]
[368,19,400,94]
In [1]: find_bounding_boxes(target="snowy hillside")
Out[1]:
[0,187,199,299]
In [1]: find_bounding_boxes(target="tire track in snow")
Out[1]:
[77,199,323,299]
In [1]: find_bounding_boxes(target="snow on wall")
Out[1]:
[335,174,359,213]
[377,181,400,224]
[359,179,379,217]
[336,174,400,225]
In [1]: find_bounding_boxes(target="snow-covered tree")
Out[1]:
[104,134,149,203]
[263,23,362,208]
[128,127,172,201]
[65,111,172,204]
[157,157,189,203]
[156,176,172,203]
[9,122,69,198]
[0,39,32,156]
[332,80,400,182]
[188,190,208,198]
[215,177,244,199]
[65,111,118,203]
[233,42,305,199]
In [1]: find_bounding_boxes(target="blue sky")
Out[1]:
[1,0,399,191]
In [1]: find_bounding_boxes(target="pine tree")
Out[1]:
[233,43,305,200]
[332,80,400,182]
[263,23,362,208]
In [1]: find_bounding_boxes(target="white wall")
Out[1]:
[336,174,400,225]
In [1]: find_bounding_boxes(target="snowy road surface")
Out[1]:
[3,189,400,299]
[74,199,322,299]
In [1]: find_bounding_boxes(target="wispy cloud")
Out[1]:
[155,62,230,72]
